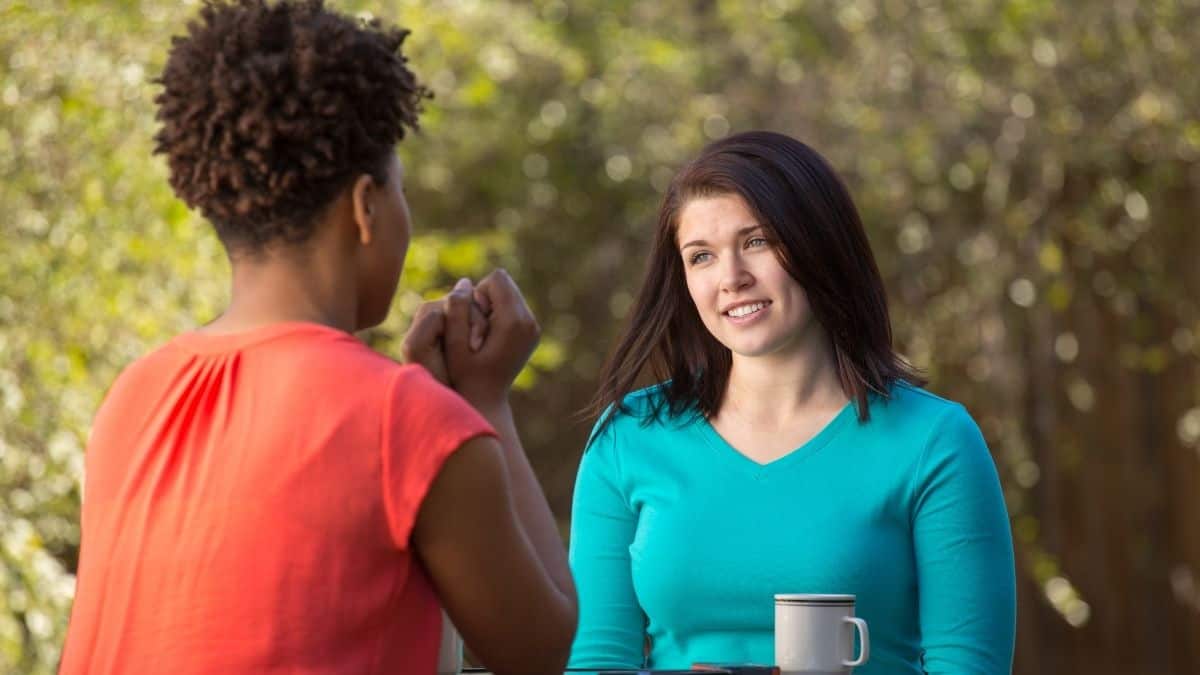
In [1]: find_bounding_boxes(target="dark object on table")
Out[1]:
[461,669,733,674]
[693,664,781,675]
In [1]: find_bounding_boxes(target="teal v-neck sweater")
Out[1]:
[567,382,1015,674]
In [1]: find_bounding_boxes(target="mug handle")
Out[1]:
[842,616,870,668]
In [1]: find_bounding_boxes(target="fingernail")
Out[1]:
[454,277,471,291]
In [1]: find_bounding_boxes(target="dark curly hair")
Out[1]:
[153,0,429,252]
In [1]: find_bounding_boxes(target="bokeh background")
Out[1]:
[3,0,1199,672]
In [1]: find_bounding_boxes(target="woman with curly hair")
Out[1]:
[58,2,576,674]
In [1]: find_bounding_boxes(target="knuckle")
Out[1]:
[487,268,511,287]
[518,313,541,338]
[445,293,468,310]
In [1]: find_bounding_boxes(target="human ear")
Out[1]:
[350,173,377,245]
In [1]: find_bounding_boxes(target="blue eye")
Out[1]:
[689,251,712,265]
[747,236,769,248]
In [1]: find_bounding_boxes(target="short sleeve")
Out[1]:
[381,365,495,548]
[911,404,1016,674]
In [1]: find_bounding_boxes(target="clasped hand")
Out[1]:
[401,269,540,411]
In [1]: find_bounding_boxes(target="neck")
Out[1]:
[206,241,359,335]
[721,335,847,427]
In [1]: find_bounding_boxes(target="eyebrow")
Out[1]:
[679,225,764,251]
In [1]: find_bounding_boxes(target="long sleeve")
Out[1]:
[567,419,646,668]
[910,404,1017,674]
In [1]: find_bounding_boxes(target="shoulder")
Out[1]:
[384,366,494,444]
[279,328,405,383]
[590,383,692,443]
[583,384,700,482]
[874,383,997,479]
[856,381,988,469]
[98,339,194,407]
[617,383,671,419]
[254,326,415,397]
[578,385,674,496]
[385,362,469,410]
[876,380,962,413]
[867,381,979,436]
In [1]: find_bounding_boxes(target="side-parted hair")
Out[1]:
[587,130,923,436]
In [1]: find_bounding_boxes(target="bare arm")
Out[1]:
[412,434,574,675]
[473,400,576,607]
[403,273,578,673]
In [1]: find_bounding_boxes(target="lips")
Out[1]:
[723,300,771,318]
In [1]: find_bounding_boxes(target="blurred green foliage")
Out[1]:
[3,0,1199,672]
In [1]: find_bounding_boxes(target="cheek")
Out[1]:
[785,282,814,324]
[682,271,710,313]
[384,209,410,270]
[761,263,802,301]
[396,202,412,243]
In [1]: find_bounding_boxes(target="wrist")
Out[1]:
[463,392,514,423]
[449,376,508,408]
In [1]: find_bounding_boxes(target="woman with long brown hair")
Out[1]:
[568,131,1015,673]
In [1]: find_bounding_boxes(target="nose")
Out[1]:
[718,254,754,294]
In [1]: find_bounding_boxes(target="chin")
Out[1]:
[730,346,776,359]
[726,336,799,359]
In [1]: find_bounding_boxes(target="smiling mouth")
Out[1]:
[725,301,770,318]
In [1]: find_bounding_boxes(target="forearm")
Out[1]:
[477,401,578,610]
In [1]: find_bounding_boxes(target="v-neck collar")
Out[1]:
[692,399,858,478]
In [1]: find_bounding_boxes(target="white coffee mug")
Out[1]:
[436,608,463,675]
[774,594,869,675]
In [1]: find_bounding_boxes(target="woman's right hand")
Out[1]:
[441,269,540,412]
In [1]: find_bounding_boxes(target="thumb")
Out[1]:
[443,278,475,357]
[468,300,489,352]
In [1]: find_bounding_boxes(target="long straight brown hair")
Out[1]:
[586,131,923,437]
